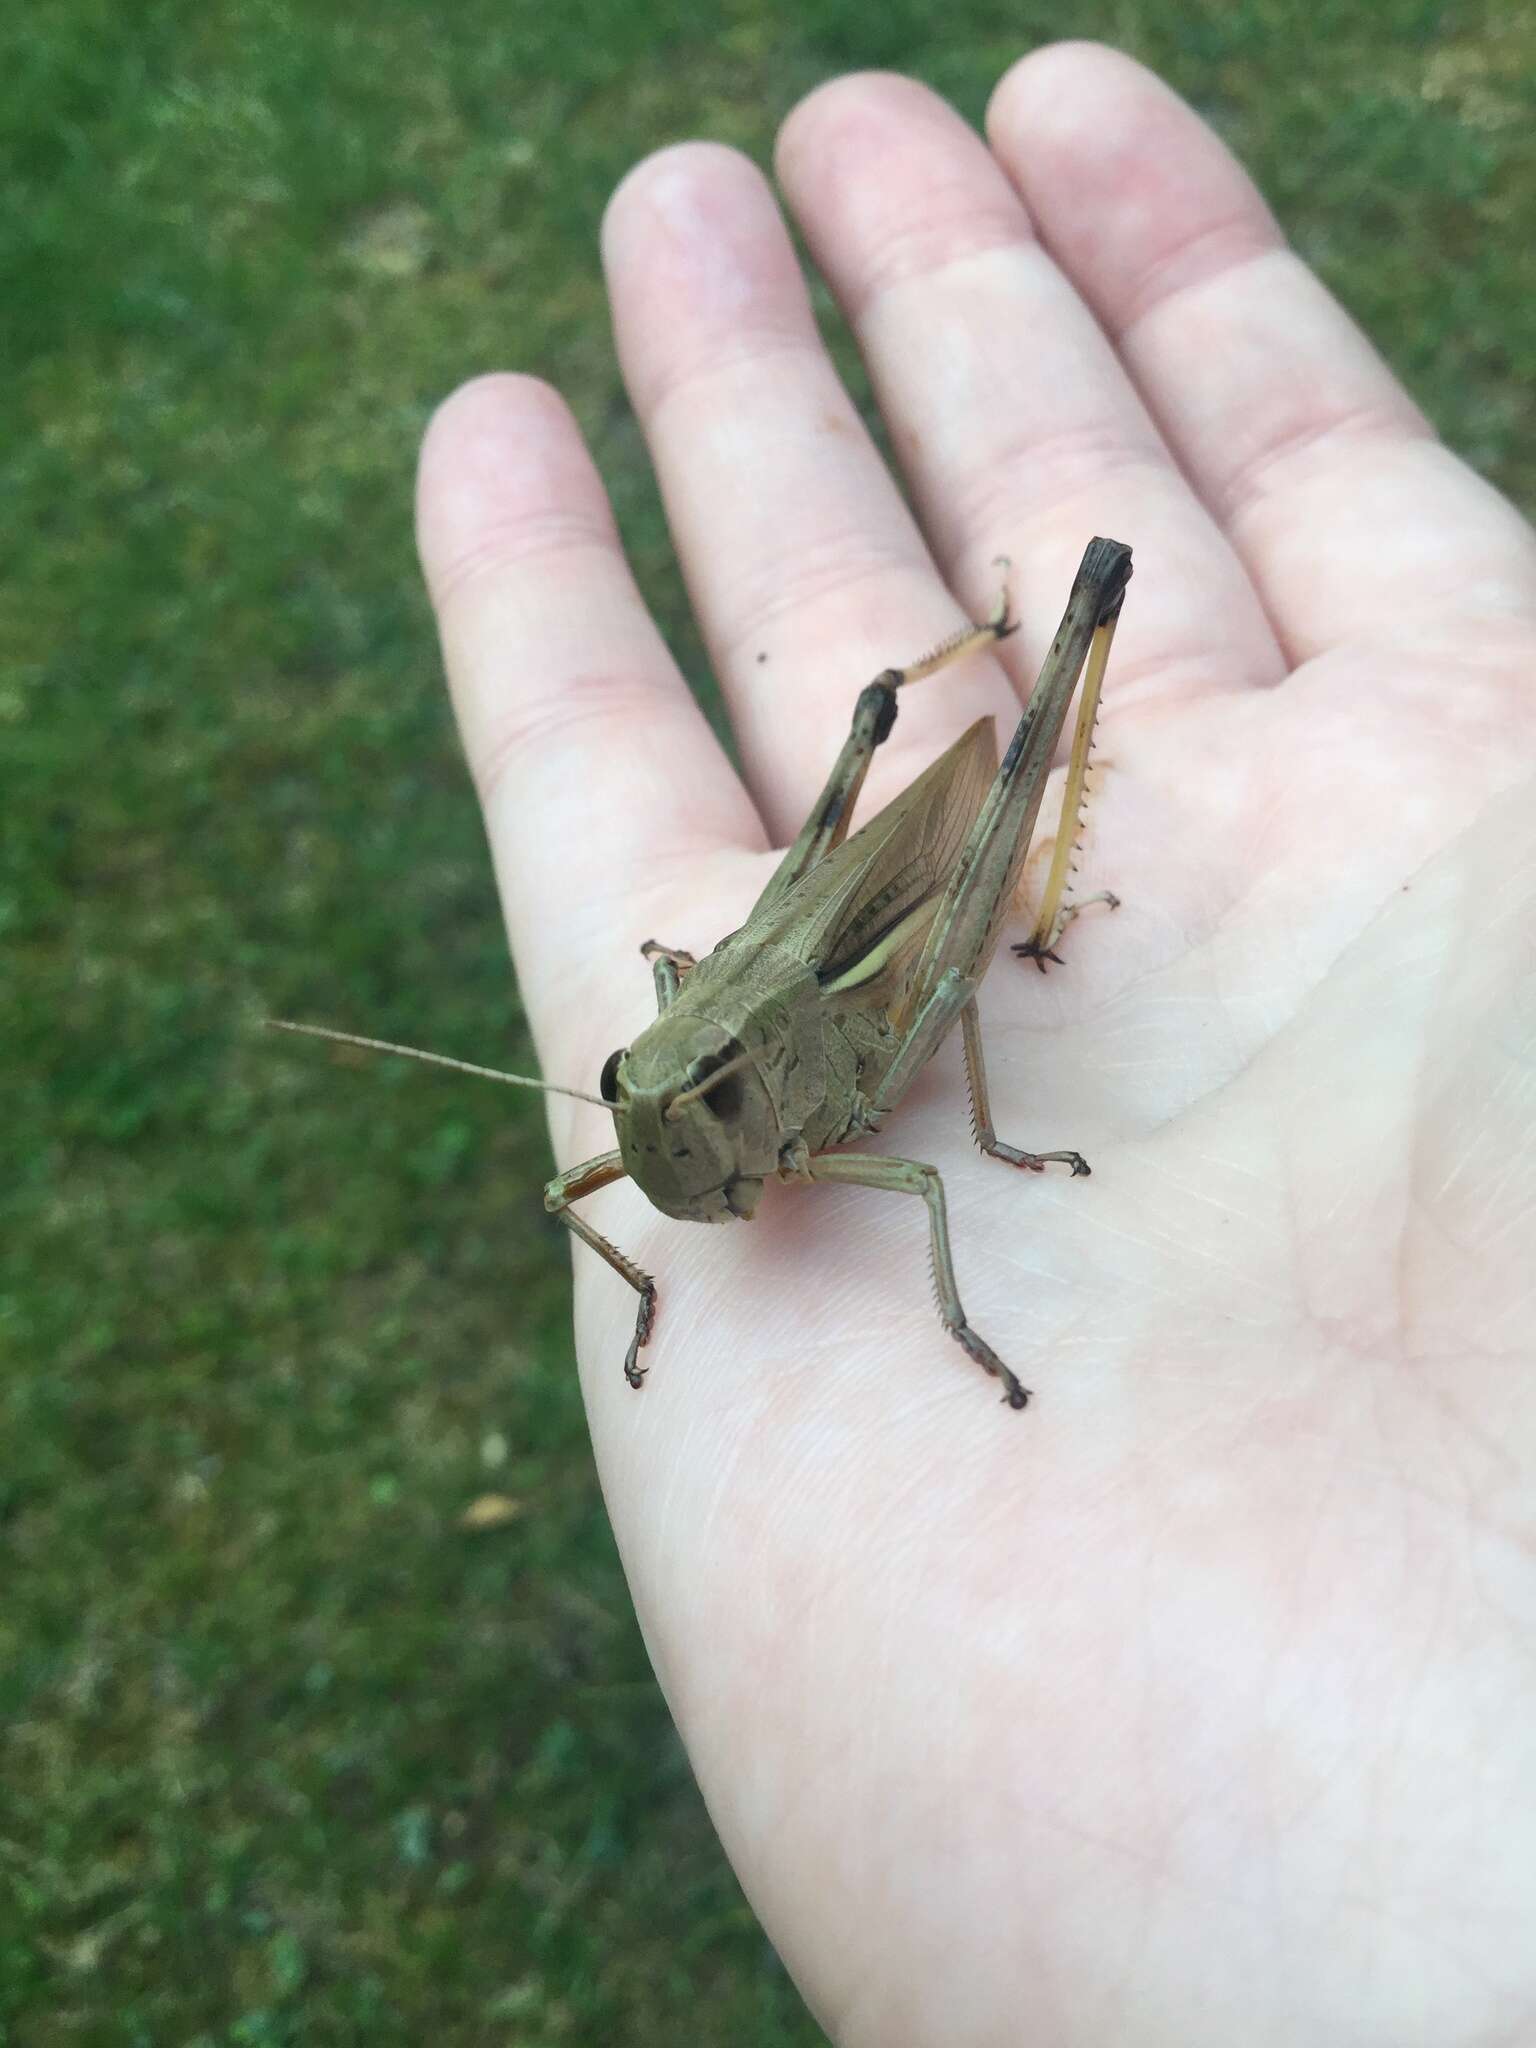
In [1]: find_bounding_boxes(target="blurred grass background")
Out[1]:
[3,0,1531,2038]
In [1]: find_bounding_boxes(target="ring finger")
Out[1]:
[601,141,1025,844]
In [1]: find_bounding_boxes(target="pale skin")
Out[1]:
[415,46,1536,2048]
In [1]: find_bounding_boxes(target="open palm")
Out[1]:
[416,48,1536,2047]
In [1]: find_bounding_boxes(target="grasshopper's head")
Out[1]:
[599,1020,773,1224]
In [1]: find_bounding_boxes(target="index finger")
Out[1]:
[415,374,763,1057]
[987,45,1536,659]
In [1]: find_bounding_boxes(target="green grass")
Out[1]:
[4,0,1532,2037]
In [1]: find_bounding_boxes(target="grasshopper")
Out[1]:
[272,536,1130,1409]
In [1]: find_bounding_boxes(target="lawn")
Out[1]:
[4,0,1531,2039]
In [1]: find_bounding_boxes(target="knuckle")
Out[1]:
[470,669,661,808]
[428,505,615,613]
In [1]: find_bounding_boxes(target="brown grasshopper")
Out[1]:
[273,536,1130,1408]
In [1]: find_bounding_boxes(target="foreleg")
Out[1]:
[806,1148,1029,1408]
[639,939,697,1013]
[544,1150,655,1388]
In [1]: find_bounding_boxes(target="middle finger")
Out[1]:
[776,72,1286,708]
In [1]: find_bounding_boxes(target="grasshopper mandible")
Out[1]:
[272,536,1131,1409]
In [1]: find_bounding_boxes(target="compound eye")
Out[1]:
[684,1042,745,1120]
[598,1048,626,1106]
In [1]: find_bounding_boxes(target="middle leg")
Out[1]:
[960,999,1089,1176]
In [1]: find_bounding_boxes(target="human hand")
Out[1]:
[416,45,1536,2046]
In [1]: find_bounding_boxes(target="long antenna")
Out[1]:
[265,1019,615,1110]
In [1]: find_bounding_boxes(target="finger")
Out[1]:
[987,43,1536,661]
[416,374,761,1052]
[775,72,1285,709]
[601,142,1022,843]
